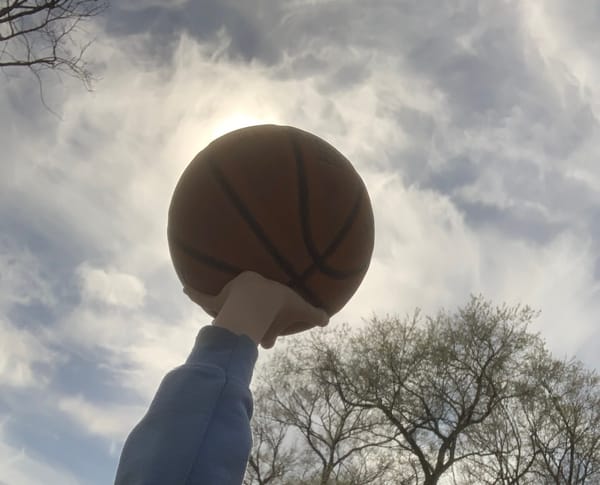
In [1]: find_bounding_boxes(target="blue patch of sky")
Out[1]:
[3,406,117,485]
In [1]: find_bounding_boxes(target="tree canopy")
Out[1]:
[245,296,600,485]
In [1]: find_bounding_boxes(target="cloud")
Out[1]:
[477,231,600,352]
[0,319,59,388]
[0,418,80,485]
[2,1,599,367]
[57,395,145,444]
[0,240,61,388]
[334,170,479,323]
[334,170,600,364]
[55,303,208,401]
[104,0,282,65]
[77,264,146,308]
[1,2,599,484]
[0,239,55,310]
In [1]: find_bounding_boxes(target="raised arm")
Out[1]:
[114,271,329,485]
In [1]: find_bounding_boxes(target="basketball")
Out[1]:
[167,124,374,317]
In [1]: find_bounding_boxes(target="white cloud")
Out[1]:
[0,240,54,310]
[0,241,61,387]
[4,13,598,371]
[51,303,212,446]
[522,0,600,94]
[0,319,59,388]
[58,395,145,445]
[334,169,479,325]
[476,232,600,359]
[1,3,600,484]
[57,303,209,400]
[333,171,600,367]
[77,264,146,308]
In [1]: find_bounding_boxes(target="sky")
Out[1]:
[1,0,599,483]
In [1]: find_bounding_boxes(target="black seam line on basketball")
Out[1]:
[291,190,367,286]
[298,189,370,282]
[206,155,326,310]
[177,232,331,312]
[173,236,241,275]
[290,133,369,280]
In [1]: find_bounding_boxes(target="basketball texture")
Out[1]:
[167,124,374,317]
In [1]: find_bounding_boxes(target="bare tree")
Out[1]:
[244,386,302,485]
[456,394,539,484]
[319,297,541,485]
[450,333,600,485]
[248,325,399,485]
[246,297,599,484]
[0,0,107,87]
[522,355,600,484]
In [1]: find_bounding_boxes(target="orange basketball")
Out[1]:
[167,124,374,317]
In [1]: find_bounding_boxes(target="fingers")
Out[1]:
[286,288,330,328]
[317,309,330,327]
[259,293,329,349]
[184,286,213,306]
[184,271,331,350]
[279,321,314,336]
[261,316,327,349]
[183,286,224,317]
[183,272,263,318]
[261,336,277,349]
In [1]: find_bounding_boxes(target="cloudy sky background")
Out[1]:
[1,0,599,483]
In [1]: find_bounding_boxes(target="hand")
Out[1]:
[184,271,330,349]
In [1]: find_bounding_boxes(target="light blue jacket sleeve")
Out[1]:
[114,325,259,485]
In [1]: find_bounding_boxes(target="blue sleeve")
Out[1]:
[114,325,259,485]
